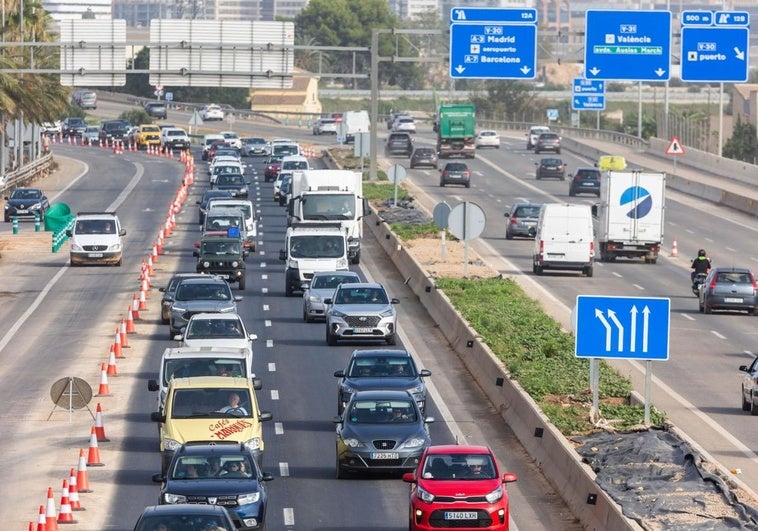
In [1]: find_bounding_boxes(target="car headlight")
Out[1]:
[379,308,395,318]
[171,305,187,315]
[336,258,348,269]
[108,243,122,251]
[220,306,236,313]
[231,260,239,267]
[331,309,348,319]
[163,492,187,504]
[237,492,261,505]
[244,437,263,451]
[30,202,42,210]
[201,261,210,268]
[485,485,504,504]
[417,485,435,503]
[71,243,84,252]
[308,294,322,303]
[287,259,298,269]
[3,205,8,210]
[163,438,182,451]
[402,437,427,449]
[342,437,365,448]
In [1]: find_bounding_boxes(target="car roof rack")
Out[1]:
[76,211,117,216]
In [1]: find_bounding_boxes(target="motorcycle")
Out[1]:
[692,272,708,296]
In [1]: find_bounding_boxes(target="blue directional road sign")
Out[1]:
[450,7,537,24]
[572,78,606,111]
[681,11,749,83]
[449,23,536,79]
[575,296,670,360]
[584,10,671,81]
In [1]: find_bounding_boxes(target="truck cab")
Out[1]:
[279,223,349,297]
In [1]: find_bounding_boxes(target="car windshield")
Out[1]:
[11,189,41,200]
[201,240,241,255]
[216,174,245,186]
[174,283,231,301]
[514,206,540,218]
[289,235,344,258]
[135,515,232,531]
[346,399,417,424]
[170,388,252,418]
[170,454,256,480]
[312,273,360,290]
[421,454,497,480]
[186,318,244,339]
[334,287,388,305]
[348,358,414,378]
[164,358,246,384]
[76,219,115,234]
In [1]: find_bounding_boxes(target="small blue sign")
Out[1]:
[681,11,713,26]
[165,92,173,101]
[681,26,749,82]
[572,95,606,111]
[450,7,537,24]
[450,23,536,79]
[584,10,671,81]
[713,11,749,26]
[575,296,670,360]
[573,78,605,94]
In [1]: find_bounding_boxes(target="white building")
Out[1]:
[43,0,112,21]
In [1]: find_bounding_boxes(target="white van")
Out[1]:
[67,212,126,266]
[341,110,370,143]
[532,203,594,277]
[280,155,310,172]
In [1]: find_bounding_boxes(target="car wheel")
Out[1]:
[751,398,758,416]
[535,265,543,276]
[285,284,293,297]
[506,231,513,240]
[561,175,566,181]
[386,334,396,346]
[704,301,712,314]
[238,276,246,290]
[752,308,758,316]
[168,328,177,340]
[742,388,751,411]
[439,181,445,187]
[115,258,122,267]
[336,451,349,479]
[583,266,593,277]
[557,149,561,154]
[3,216,8,223]
[351,252,360,265]
[569,189,576,197]
[536,174,541,180]
[303,305,311,323]
[327,327,337,346]
[161,314,169,325]
[465,182,470,188]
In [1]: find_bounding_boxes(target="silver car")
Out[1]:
[324,283,399,346]
[698,267,758,315]
[303,271,361,322]
[739,356,758,415]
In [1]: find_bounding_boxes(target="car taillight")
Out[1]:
[751,273,758,291]
[709,277,717,289]
[510,217,517,225]
[464,171,470,177]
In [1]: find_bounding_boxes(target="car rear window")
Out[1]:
[515,206,540,218]
[577,170,600,179]
[446,163,468,171]
[540,133,559,140]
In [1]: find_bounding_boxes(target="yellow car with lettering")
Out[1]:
[151,376,272,474]
[136,124,162,149]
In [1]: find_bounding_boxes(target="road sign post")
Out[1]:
[448,202,486,277]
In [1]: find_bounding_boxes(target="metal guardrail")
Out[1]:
[1,152,54,195]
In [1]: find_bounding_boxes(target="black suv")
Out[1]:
[62,117,87,138]
[193,236,247,290]
[439,162,471,188]
[384,132,413,157]
[569,168,601,197]
[153,442,273,531]
[99,119,129,144]
[144,101,168,119]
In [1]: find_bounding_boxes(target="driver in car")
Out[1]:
[219,392,248,416]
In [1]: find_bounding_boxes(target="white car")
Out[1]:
[475,130,501,149]
[199,104,225,121]
[210,161,244,186]
[220,130,242,150]
[176,312,257,359]
[392,116,417,134]
[527,126,550,150]
[208,155,241,176]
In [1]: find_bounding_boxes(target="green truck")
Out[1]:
[435,104,476,159]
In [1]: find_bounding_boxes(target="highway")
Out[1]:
[2,98,758,529]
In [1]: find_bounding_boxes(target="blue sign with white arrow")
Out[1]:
[575,295,670,360]
[449,23,536,79]
[449,7,537,24]
[572,78,606,110]
[584,10,671,81]
[681,11,749,83]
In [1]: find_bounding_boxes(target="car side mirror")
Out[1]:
[150,412,165,423]
[332,415,342,424]
[252,378,262,390]
[419,369,431,377]
[739,365,749,372]
[334,370,345,378]
[261,472,275,482]
[424,416,435,424]
[234,296,243,302]
[193,250,199,257]
[402,472,416,484]
[391,298,400,304]
[279,250,286,261]
[148,379,159,392]
[119,229,126,236]
[249,334,258,342]
[152,473,165,483]
[259,411,273,422]
[324,298,333,305]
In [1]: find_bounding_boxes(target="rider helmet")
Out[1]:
[698,249,706,257]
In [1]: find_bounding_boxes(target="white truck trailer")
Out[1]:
[593,171,666,264]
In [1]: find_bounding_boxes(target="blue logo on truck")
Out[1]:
[620,186,652,219]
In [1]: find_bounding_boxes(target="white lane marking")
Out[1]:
[261,274,268,280]
[711,330,726,340]
[268,362,276,372]
[265,320,272,327]
[633,284,645,290]
[263,304,270,311]
[279,462,289,476]
[612,272,623,278]
[270,390,279,400]
[681,313,695,321]
[744,351,754,358]
[260,262,267,268]
[266,339,274,348]
[262,288,268,294]
[275,423,284,435]
[726,247,737,252]
[283,508,295,526]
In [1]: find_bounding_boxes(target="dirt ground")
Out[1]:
[402,236,500,280]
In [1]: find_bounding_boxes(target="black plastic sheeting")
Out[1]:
[573,427,758,530]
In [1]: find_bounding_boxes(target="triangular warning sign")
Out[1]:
[665,136,685,156]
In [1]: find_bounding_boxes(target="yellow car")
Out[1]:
[151,376,272,474]
[136,124,162,149]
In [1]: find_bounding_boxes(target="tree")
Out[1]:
[469,81,538,122]
[722,115,758,164]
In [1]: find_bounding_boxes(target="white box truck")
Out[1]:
[340,110,370,143]
[279,222,349,296]
[593,171,665,264]
[533,203,595,277]
[288,169,366,264]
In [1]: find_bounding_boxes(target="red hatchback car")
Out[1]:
[402,445,517,530]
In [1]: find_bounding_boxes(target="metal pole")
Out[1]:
[718,82,724,158]
[591,358,600,423]
[370,29,379,181]
[638,82,643,139]
[644,360,652,425]
[463,202,469,278]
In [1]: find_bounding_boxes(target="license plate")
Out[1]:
[371,452,398,459]
[524,221,537,226]
[547,254,565,259]
[725,297,743,303]
[218,274,230,279]
[353,327,373,334]
[16,209,28,213]
[87,253,103,258]
[444,512,477,520]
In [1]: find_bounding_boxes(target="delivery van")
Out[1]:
[532,203,594,277]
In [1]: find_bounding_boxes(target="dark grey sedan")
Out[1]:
[698,267,758,315]
[410,147,438,169]
[334,349,432,414]
[4,187,50,222]
[505,203,541,239]
[334,389,433,478]
[535,157,566,180]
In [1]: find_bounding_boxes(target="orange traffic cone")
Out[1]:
[35,504,46,531]
[131,293,141,320]
[152,242,159,263]
[139,289,148,311]
[86,426,104,467]
[112,329,123,359]
[95,363,112,397]
[76,449,92,493]
[147,255,154,276]
[106,348,118,377]
[68,468,83,511]
[125,307,136,333]
[57,480,77,524]
[94,403,109,442]
[119,318,129,348]
[670,238,678,257]
[45,487,59,531]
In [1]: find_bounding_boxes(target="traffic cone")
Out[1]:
[94,403,110,442]
[95,363,112,397]
[44,487,59,531]
[156,237,164,255]
[147,255,154,276]
[76,449,92,493]
[152,242,159,263]
[35,504,46,531]
[125,307,136,333]
[106,347,118,377]
[112,328,123,359]
[670,238,678,257]
[68,468,83,511]
[86,426,104,467]
[119,318,129,348]
[139,289,148,311]
[57,480,76,524]
[131,293,141,320]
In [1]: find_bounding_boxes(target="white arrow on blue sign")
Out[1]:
[680,11,749,83]
[449,7,537,23]
[575,295,670,360]
[584,10,672,81]
[449,23,536,79]
[572,95,606,111]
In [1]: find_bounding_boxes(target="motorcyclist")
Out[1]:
[691,249,712,282]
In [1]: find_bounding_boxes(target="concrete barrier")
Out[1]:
[364,209,643,531]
